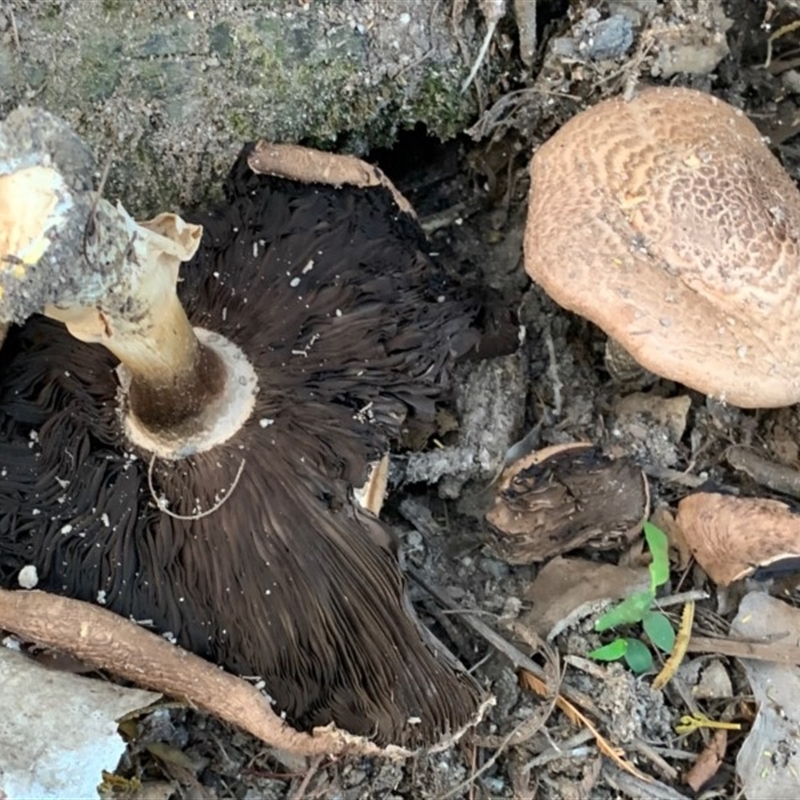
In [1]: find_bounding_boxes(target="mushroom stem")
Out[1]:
[43,211,220,434]
[42,206,257,457]
[1,109,257,458]
[111,296,225,435]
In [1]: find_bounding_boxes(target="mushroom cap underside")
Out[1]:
[0,147,482,747]
[525,86,800,408]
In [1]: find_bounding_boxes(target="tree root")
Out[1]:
[0,588,405,758]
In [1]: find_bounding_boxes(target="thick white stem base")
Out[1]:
[119,327,258,459]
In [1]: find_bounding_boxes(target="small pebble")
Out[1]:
[583,14,634,60]
[480,557,510,581]
[17,565,38,589]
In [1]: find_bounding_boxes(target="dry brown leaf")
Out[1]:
[522,556,649,640]
[684,729,727,791]
[687,636,800,665]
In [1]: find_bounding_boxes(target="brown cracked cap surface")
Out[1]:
[525,86,800,408]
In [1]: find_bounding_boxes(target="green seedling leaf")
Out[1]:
[623,638,654,673]
[643,610,676,653]
[644,521,670,589]
[595,589,654,631]
[588,638,628,662]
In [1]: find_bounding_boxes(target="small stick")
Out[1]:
[642,465,707,489]
[8,3,20,53]
[82,151,114,255]
[656,590,710,609]
[543,323,563,418]
[687,634,800,666]
[725,444,800,499]
[402,503,678,782]
[437,710,551,800]
[410,566,597,713]
[461,0,506,94]
[291,754,326,800]
[603,765,691,800]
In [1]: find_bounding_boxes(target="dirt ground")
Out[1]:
[10,0,800,798]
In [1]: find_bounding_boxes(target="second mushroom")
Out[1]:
[525,86,800,409]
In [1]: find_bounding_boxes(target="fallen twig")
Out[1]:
[641,465,707,489]
[603,764,691,800]
[291,754,326,800]
[460,0,506,95]
[523,729,595,769]
[411,568,678,781]
[520,670,651,784]
[543,322,563,418]
[402,502,677,782]
[435,707,552,800]
[687,634,800,665]
[726,444,800,499]
[409,567,598,708]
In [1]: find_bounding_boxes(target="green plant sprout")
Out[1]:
[588,522,675,673]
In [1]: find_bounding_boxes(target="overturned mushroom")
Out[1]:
[676,492,800,586]
[485,443,648,563]
[0,108,486,749]
[525,86,800,408]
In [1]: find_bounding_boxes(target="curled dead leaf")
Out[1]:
[684,729,727,793]
[522,557,649,640]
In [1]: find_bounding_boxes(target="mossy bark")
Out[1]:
[0,0,481,214]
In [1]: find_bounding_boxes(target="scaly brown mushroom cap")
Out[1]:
[525,86,800,408]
